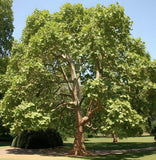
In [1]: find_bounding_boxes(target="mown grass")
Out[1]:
[0,136,156,160]
[64,136,156,150]
[71,150,156,160]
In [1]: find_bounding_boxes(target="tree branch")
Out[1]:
[80,95,87,106]
[85,123,98,130]
[87,100,95,116]
[60,66,73,95]
[81,99,102,126]
[54,85,62,95]
[54,101,75,110]
[57,92,72,98]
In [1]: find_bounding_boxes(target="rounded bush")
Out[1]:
[11,129,63,149]
[0,120,13,141]
[151,126,156,134]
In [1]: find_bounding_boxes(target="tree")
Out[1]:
[0,0,14,57]
[0,56,9,101]
[0,0,13,116]
[0,0,13,96]
[0,3,153,155]
[90,38,154,141]
[146,60,156,135]
[0,0,14,140]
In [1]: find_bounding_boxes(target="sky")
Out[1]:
[12,0,156,61]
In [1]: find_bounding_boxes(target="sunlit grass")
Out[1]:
[0,136,156,160]
[64,136,156,151]
[65,136,155,143]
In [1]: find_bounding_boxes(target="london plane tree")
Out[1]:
[0,3,155,156]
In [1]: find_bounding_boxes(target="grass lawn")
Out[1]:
[0,136,156,160]
[85,136,156,150]
[73,150,156,160]
[65,136,156,151]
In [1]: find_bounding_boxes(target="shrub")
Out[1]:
[0,119,13,141]
[11,129,63,149]
[151,126,156,135]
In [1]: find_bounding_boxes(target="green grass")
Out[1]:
[64,136,156,151]
[65,136,156,159]
[0,136,156,160]
[1,151,156,160]
[69,150,156,160]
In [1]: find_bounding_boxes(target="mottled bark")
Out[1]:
[67,55,102,156]
[69,122,88,155]
[66,56,88,156]
[69,106,88,156]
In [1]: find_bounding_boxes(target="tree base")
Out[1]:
[113,139,118,143]
[113,134,118,143]
[68,148,89,156]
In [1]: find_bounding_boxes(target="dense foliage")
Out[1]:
[0,0,14,57]
[0,0,14,140]
[0,3,155,155]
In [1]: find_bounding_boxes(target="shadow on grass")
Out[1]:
[4,144,72,156]
[1,142,156,159]
[71,150,156,160]
[85,142,156,150]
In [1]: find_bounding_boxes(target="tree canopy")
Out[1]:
[0,0,14,140]
[0,3,155,156]
[0,0,14,57]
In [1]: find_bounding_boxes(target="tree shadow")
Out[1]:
[2,142,156,159]
[5,147,69,156]
[71,150,156,160]
[5,144,72,157]
[85,142,156,150]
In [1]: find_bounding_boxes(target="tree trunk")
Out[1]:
[65,55,88,156]
[69,109,88,156]
[112,133,118,143]
[69,124,88,156]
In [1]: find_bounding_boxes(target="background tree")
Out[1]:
[0,3,154,156]
[0,56,10,141]
[0,0,13,99]
[0,0,13,97]
[0,0,14,140]
[0,0,14,57]
[147,60,156,135]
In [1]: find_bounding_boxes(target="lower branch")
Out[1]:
[81,99,102,126]
[53,101,75,110]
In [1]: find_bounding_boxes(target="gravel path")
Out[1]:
[0,146,156,159]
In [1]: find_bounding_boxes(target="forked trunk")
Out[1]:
[69,109,88,156]
[69,124,88,156]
